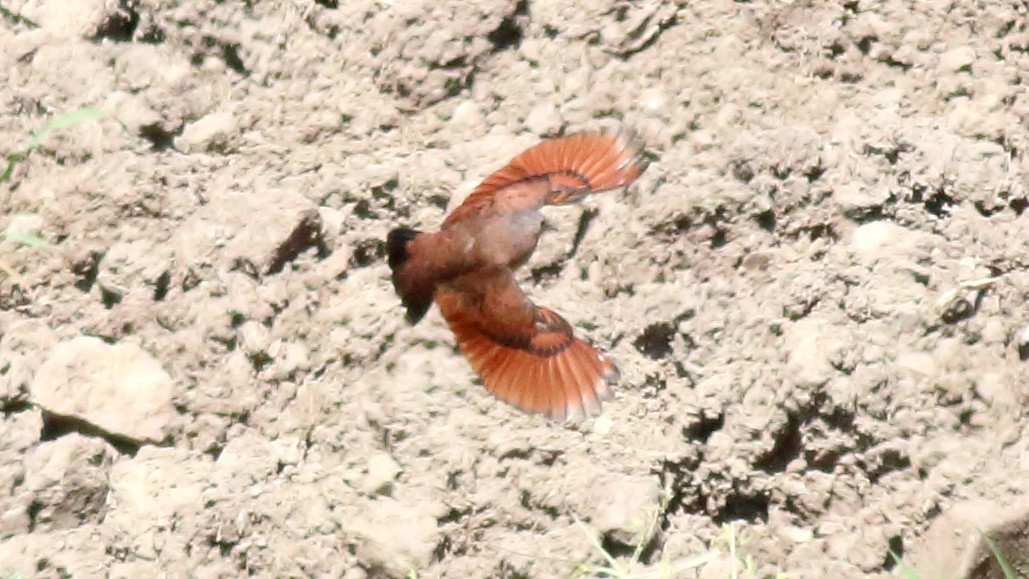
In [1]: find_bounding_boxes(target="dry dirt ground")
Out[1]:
[1,0,1028,578]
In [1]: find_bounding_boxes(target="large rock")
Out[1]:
[17,0,116,39]
[30,337,177,443]
[174,111,240,154]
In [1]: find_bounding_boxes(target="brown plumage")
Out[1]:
[386,130,646,420]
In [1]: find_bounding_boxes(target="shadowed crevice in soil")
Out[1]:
[2,398,32,415]
[189,35,249,75]
[756,396,866,476]
[684,411,725,443]
[755,412,805,473]
[71,250,104,293]
[267,210,330,275]
[711,492,772,525]
[633,310,695,360]
[91,1,139,43]
[569,207,598,257]
[139,123,180,151]
[39,409,144,456]
[601,527,663,564]
[487,0,528,51]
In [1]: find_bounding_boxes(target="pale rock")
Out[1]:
[362,453,401,495]
[896,351,936,376]
[317,245,354,281]
[703,431,737,462]
[3,214,45,241]
[2,30,49,67]
[979,318,1006,344]
[216,432,278,478]
[316,206,346,238]
[780,524,815,544]
[852,220,909,256]
[834,182,890,216]
[640,87,670,113]
[105,91,162,137]
[19,0,112,39]
[592,414,614,435]
[0,506,30,538]
[938,46,976,72]
[30,337,177,443]
[974,373,1014,407]
[783,318,846,387]
[114,43,192,93]
[342,568,368,579]
[174,111,240,153]
[587,474,663,547]
[277,342,310,375]
[270,436,306,467]
[238,320,271,357]
[740,251,773,272]
[525,102,561,135]
[450,101,484,128]
[352,498,439,573]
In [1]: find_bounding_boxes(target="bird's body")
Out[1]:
[387,130,646,420]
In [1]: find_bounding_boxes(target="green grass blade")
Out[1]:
[23,106,106,152]
[1,231,51,248]
[0,4,39,27]
[888,551,920,579]
[1,106,106,185]
[978,531,1016,579]
[574,517,622,573]
[0,158,16,184]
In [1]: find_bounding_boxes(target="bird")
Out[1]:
[386,129,647,420]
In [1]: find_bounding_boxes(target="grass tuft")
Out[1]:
[0,105,102,286]
[1,105,106,184]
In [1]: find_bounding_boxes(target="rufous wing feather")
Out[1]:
[435,284,617,420]
[444,130,647,226]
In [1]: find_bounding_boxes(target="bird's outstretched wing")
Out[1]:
[435,268,617,420]
[443,130,647,227]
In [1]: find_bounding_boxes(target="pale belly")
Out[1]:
[470,211,544,270]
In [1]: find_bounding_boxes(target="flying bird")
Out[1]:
[386,130,647,420]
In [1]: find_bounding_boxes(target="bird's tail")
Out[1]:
[387,227,434,324]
